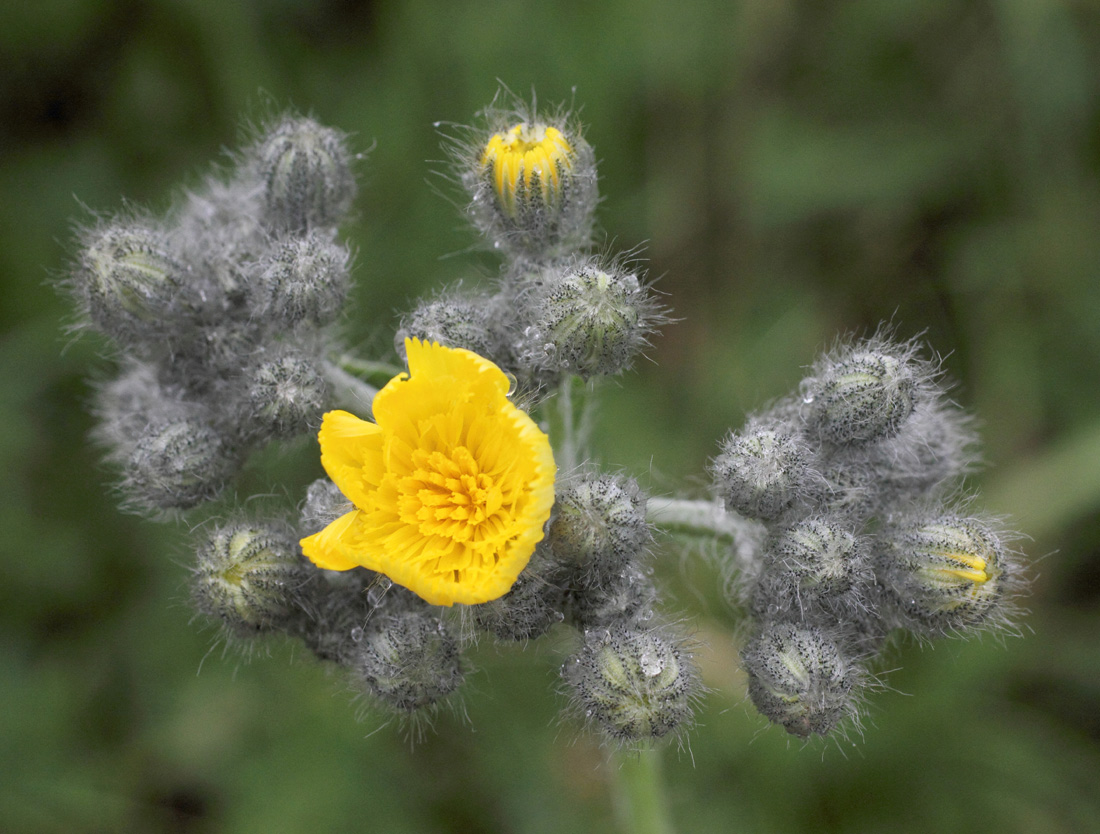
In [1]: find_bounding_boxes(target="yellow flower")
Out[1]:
[481,122,575,220]
[300,339,556,606]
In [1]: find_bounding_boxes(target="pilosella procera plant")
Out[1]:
[66,91,1025,827]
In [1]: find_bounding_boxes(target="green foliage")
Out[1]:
[3,0,1100,831]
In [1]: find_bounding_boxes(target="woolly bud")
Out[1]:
[126,419,234,510]
[753,517,871,621]
[192,523,305,634]
[712,425,814,521]
[467,116,597,257]
[93,362,180,450]
[870,400,979,503]
[250,233,350,327]
[473,551,567,642]
[243,350,327,439]
[76,224,183,336]
[875,515,1016,634]
[562,624,699,744]
[395,294,497,361]
[300,478,352,537]
[255,117,356,233]
[803,344,920,446]
[521,259,661,379]
[350,612,465,713]
[550,474,650,579]
[741,622,862,738]
[568,562,657,631]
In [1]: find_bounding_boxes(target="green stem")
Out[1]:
[611,747,675,834]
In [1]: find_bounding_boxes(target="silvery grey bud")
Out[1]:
[250,233,350,327]
[869,400,979,503]
[93,361,181,450]
[753,517,871,621]
[549,474,650,577]
[193,522,306,635]
[712,425,815,521]
[77,224,183,335]
[395,294,497,361]
[562,624,700,744]
[255,117,356,233]
[351,612,465,713]
[568,562,657,631]
[875,515,1017,634]
[474,551,567,642]
[522,259,662,379]
[741,622,862,738]
[243,350,327,439]
[803,344,920,446]
[126,419,235,510]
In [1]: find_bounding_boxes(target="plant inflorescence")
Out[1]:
[65,92,1024,747]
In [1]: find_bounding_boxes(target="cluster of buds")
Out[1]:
[711,334,1023,738]
[67,94,1023,749]
[70,115,356,513]
[405,96,665,395]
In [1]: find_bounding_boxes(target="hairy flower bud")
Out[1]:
[193,522,306,634]
[713,424,815,521]
[875,515,1016,634]
[126,419,235,511]
[77,224,184,336]
[350,612,465,713]
[753,517,871,621]
[568,562,657,631]
[243,350,327,439]
[869,400,979,503]
[521,259,662,379]
[473,551,567,642]
[395,294,498,361]
[741,622,862,738]
[255,117,356,233]
[467,116,598,257]
[562,624,699,744]
[250,232,350,327]
[803,343,921,446]
[550,474,650,578]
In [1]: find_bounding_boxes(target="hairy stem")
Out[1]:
[545,374,597,472]
[646,497,760,546]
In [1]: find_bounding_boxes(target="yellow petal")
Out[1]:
[300,509,366,571]
[318,410,384,508]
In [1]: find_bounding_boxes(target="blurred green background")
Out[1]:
[3,0,1100,831]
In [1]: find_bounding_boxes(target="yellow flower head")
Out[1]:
[300,339,556,606]
[481,122,575,220]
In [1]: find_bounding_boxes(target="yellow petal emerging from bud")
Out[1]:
[481,123,575,220]
[300,339,556,606]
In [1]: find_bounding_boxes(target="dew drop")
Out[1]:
[350,626,364,643]
[639,649,663,677]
